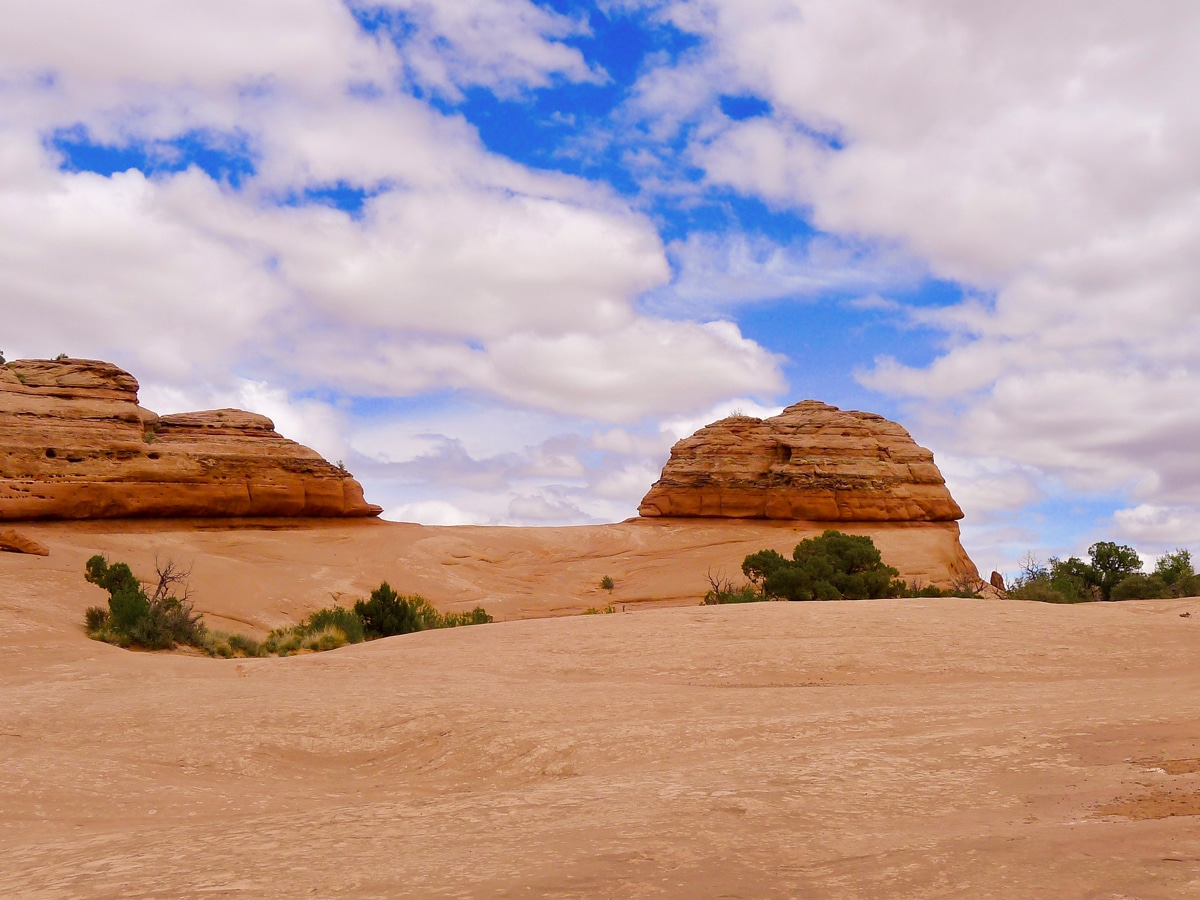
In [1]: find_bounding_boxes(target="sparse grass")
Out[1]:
[583,604,617,615]
[83,563,494,658]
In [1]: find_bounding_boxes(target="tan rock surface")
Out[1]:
[0,528,49,556]
[640,400,964,522]
[0,358,381,520]
[1,520,1198,897]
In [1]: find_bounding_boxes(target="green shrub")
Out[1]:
[1110,574,1170,601]
[304,626,349,652]
[354,582,441,637]
[442,606,493,626]
[83,555,206,650]
[1173,573,1200,598]
[305,605,366,643]
[84,606,109,632]
[227,633,262,657]
[600,575,615,591]
[1010,577,1080,604]
[742,531,904,602]
[702,569,763,604]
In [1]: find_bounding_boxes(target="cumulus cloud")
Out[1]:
[357,0,605,99]
[624,0,1200,552]
[0,1,784,428]
[645,231,921,316]
[1113,505,1200,550]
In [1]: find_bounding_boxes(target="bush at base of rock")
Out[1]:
[742,531,905,602]
[83,555,206,651]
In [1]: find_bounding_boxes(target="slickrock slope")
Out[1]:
[0,358,380,520]
[2,526,1199,898]
[641,400,963,521]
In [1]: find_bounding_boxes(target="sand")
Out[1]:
[2,519,1198,897]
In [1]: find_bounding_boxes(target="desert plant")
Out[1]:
[54,353,68,360]
[442,606,493,627]
[83,555,205,649]
[583,604,617,615]
[305,605,366,643]
[1010,578,1078,604]
[1110,573,1169,602]
[227,633,262,656]
[702,569,762,604]
[354,582,442,637]
[744,531,904,601]
[600,575,615,591]
[1088,541,1143,601]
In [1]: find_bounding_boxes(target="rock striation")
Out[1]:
[0,359,381,520]
[640,401,963,522]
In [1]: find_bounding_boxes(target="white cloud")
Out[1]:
[646,231,921,315]
[358,0,605,99]
[1113,506,1200,551]
[384,500,481,526]
[623,0,1200,544]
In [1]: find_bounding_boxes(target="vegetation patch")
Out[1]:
[83,559,491,657]
[704,530,980,604]
[583,604,617,615]
[84,555,206,650]
[1009,544,1200,603]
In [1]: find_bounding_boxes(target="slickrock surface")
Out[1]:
[0,528,48,556]
[1,521,1198,898]
[0,358,380,520]
[640,400,964,522]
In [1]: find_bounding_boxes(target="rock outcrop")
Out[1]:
[0,359,381,520]
[0,528,49,556]
[640,401,963,522]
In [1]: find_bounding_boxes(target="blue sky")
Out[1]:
[3,0,1199,578]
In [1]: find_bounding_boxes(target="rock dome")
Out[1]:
[639,400,962,522]
[0,358,381,520]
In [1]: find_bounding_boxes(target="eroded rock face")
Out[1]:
[0,528,49,556]
[639,401,963,522]
[0,359,381,520]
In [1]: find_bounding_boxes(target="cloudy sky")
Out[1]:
[4,0,1198,575]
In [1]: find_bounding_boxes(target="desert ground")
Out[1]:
[2,519,1199,897]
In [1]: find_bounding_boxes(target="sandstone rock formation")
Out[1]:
[640,401,963,522]
[0,359,381,520]
[0,528,49,556]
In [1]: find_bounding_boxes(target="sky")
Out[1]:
[3,0,1199,578]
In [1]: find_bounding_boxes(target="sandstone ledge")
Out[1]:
[0,358,381,521]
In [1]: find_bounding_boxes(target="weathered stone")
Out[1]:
[639,401,963,522]
[0,358,381,520]
[990,571,1006,592]
[0,528,49,556]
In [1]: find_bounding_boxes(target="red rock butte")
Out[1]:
[639,400,963,522]
[0,358,381,520]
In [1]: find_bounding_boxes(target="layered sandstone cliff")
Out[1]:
[639,401,976,586]
[0,358,381,520]
[640,401,963,521]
